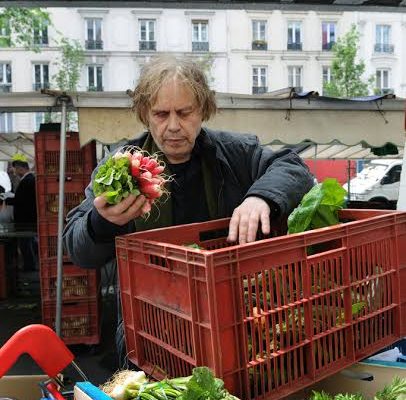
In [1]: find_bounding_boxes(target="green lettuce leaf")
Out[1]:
[288,178,347,234]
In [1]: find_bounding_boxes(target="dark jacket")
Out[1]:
[63,128,314,268]
[8,172,37,225]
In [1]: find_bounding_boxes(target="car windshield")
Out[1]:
[356,163,388,181]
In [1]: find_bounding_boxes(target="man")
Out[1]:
[7,160,38,271]
[63,55,314,365]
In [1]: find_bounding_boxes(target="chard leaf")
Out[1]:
[288,178,347,234]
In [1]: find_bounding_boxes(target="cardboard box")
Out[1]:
[0,375,48,400]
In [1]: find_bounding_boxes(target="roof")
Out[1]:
[3,0,406,11]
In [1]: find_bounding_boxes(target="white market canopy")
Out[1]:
[0,90,405,160]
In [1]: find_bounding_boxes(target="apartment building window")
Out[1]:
[192,20,209,52]
[0,113,12,133]
[376,68,392,95]
[0,63,12,92]
[139,19,156,51]
[252,20,267,50]
[33,64,49,91]
[33,21,48,46]
[0,23,11,47]
[287,21,302,51]
[85,18,103,50]
[288,66,303,92]
[375,25,393,54]
[88,65,103,91]
[322,22,336,51]
[35,112,45,132]
[322,66,332,95]
[252,66,267,94]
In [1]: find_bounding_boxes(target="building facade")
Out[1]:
[0,6,405,133]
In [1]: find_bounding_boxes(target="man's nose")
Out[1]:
[168,112,180,131]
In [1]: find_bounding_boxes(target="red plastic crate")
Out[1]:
[39,260,100,302]
[36,175,88,219]
[42,300,100,345]
[38,221,70,262]
[116,209,406,400]
[34,131,96,176]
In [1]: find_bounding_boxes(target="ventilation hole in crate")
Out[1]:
[139,301,194,358]
[314,328,347,371]
[49,276,89,298]
[66,151,84,174]
[149,254,173,269]
[248,345,308,397]
[141,338,193,378]
[353,309,394,354]
[45,152,60,174]
[307,238,342,256]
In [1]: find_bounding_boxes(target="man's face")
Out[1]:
[146,78,203,164]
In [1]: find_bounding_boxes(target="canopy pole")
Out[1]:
[397,107,406,210]
[55,94,70,336]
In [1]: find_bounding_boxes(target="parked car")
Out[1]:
[345,159,402,209]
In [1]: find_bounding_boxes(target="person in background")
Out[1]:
[0,185,13,223]
[6,160,38,271]
[7,161,21,193]
[63,55,314,367]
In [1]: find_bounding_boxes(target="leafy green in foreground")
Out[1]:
[93,155,140,205]
[288,178,347,234]
[180,367,239,400]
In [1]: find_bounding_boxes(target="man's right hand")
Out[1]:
[93,194,148,226]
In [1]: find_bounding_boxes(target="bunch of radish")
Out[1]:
[93,146,170,215]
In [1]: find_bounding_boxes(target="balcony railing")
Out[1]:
[252,40,268,51]
[287,42,302,51]
[32,82,50,91]
[139,40,156,51]
[252,86,268,94]
[322,41,335,51]
[374,43,394,54]
[85,39,103,50]
[192,41,209,52]
[87,85,104,92]
[379,88,394,95]
[293,86,303,93]
[0,84,12,93]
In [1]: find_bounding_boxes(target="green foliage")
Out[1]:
[93,154,140,204]
[0,7,50,52]
[287,178,347,234]
[374,376,406,400]
[194,53,215,86]
[179,367,239,400]
[323,25,374,98]
[52,37,85,91]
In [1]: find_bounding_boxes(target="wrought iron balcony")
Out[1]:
[374,43,394,53]
[251,40,268,50]
[287,42,302,51]
[379,88,394,95]
[87,85,104,92]
[139,40,156,51]
[322,41,335,51]
[192,41,209,52]
[32,82,50,91]
[85,39,103,50]
[0,84,12,93]
[252,86,268,94]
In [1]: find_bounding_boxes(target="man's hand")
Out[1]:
[227,196,271,244]
[93,194,148,226]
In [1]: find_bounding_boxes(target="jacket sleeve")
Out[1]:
[63,163,134,269]
[243,136,314,217]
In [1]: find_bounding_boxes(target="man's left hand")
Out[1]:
[227,196,271,244]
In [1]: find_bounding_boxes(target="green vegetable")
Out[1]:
[375,376,406,400]
[288,178,347,234]
[179,367,239,400]
[183,243,205,250]
[93,154,140,205]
